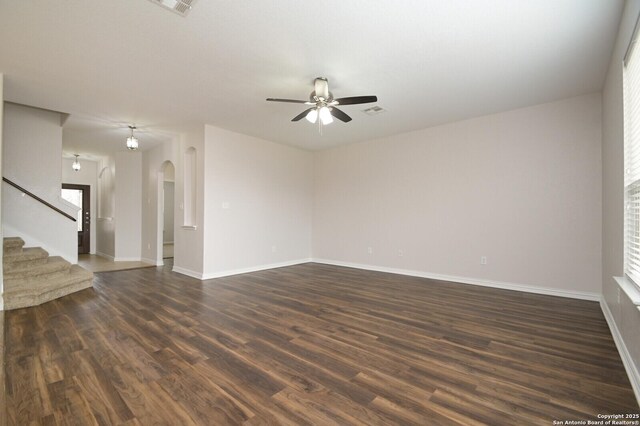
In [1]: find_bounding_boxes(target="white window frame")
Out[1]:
[624,16,640,291]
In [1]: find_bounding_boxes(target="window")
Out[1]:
[624,29,640,286]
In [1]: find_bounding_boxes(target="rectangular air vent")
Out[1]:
[362,106,386,116]
[147,0,196,16]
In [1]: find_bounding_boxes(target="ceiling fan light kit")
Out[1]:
[318,106,333,125]
[305,108,318,123]
[267,77,378,133]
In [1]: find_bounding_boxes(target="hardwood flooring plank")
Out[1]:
[3,262,638,425]
[108,364,196,425]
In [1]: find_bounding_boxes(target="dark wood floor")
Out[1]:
[4,262,639,425]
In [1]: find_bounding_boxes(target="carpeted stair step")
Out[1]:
[3,237,25,255]
[3,247,49,270]
[3,265,94,310]
[4,256,72,281]
[2,236,95,310]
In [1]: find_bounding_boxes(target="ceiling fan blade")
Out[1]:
[266,98,309,104]
[292,108,314,122]
[330,107,352,123]
[334,95,378,105]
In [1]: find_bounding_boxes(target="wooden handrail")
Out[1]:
[2,177,77,222]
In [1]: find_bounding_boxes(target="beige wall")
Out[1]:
[602,0,640,399]
[202,125,313,277]
[314,93,602,298]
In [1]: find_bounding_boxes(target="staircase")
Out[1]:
[3,237,93,310]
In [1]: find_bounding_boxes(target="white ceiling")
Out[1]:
[0,0,624,151]
[62,115,176,160]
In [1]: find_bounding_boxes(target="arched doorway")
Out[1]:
[157,161,175,265]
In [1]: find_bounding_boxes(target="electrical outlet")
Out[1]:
[147,243,151,250]
[480,256,487,265]
[222,202,230,209]
[367,247,373,255]
[398,249,404,257]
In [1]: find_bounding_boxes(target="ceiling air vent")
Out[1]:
[362,106,386,116]
[147,0,197,17]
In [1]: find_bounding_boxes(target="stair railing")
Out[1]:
[2,177,77,222]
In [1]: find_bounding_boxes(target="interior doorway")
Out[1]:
[61,183,90,254]
[159,161,175,263]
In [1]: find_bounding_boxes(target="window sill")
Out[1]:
[613,276,640,306]
[181,225,197,231]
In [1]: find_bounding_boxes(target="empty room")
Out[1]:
[1,0,640,424]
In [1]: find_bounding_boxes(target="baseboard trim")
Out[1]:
[600,298,640,405]
[201,258,313,280]
[173,257,598,301]
[311,258,600,301]
[172,266,204,279]
[114,257,142,262]
[95,252,114,261]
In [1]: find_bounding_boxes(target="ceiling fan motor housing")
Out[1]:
[313,77,330,101]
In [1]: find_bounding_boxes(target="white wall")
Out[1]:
[62,157,97,254]
[163,181,174,243]
[172,127,205,277]
[202,125,313,278]
[140,139,179,265]
[0,75,4,310]
[2,103,77,263]
[602,0,640,402]
[96,156,115,258]
[114,151,142,261]
[314,93,602,299]
[164,164,175,181]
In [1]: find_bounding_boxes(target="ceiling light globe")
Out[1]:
[319,106,333,125]
[72,160,81,172]
[306,109,318,123]
[127,136,139,150]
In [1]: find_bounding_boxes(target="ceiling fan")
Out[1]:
[266,77,377,126]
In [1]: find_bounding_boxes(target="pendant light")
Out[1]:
[72,154,81,172]
[126,125,139,150]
